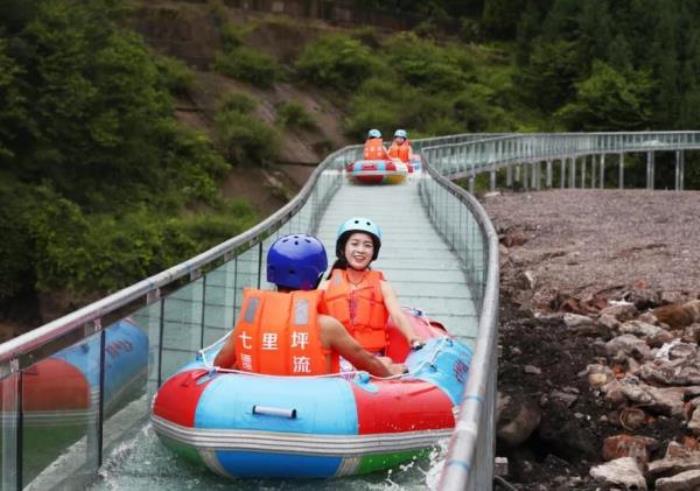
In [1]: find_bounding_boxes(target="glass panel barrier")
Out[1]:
[20,331,102,490]
[1,369,20,491]
[202,259,237,349]
[160,280,205,381]
[101,317,151,465]
[135,300,163,402]
[233,246,261,326]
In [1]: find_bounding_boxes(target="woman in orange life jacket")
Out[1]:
[213,234,406,377]
[319,217,423,357]
[363,128,390,161]
[387,129,413,163]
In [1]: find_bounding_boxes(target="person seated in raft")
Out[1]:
[387,129,413,163]
[319,217,423,357]
[213,234,406,377]
[363,128,390,161]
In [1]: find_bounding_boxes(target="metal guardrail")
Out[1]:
[419,154,500,491]
[427,131,700,191]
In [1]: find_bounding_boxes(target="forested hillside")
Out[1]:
[1,0,699,333]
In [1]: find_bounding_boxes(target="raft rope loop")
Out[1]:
[196,333,451,381]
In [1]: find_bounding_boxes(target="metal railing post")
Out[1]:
[619,153,625,189]
[560,159,566,189]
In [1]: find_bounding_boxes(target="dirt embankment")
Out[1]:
[484,189,700,490]
[133,2,352,217]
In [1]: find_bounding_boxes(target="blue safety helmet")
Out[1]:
[368,128,382,138]
[394,129,408,139]
[336,217,382,261]
[267,234,328,290]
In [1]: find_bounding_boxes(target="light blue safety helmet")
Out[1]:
[336,217,382,261]
[368,129,381,138]
[394,129,408,139]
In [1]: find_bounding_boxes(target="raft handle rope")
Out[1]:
[197,332,451,381]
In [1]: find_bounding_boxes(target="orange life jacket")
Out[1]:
[234,289,338,375]
[320,269,389,352]
[387,140,413,163]
[363,138,388,160]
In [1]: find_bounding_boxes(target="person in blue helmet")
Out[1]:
[214,234,406,377]
[319,218,422,355]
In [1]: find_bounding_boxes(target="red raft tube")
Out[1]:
[345,159,410,184]
[151,308,473,480]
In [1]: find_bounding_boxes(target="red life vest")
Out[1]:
[387,140,413,163]
[234,289,338,375]
[363,138,388,160]
[320,269,389,352]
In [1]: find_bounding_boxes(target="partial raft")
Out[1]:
[345,159,409,184]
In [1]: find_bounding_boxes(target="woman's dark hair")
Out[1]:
[325,258,348,279]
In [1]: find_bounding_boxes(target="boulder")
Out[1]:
[655,469,700,491]
[602,434,658,464]
[599,313,621,330]
[654,300,700,329]
[619,407,647,431]
[497,396,542,447]
[620,320,673,347]
[590,457,647,490]
[606,335,652,361]
[584,364,615,388]
[682,324,700,344]
[564,313,595,329]
[648,453,700,478]
[601,301,639,321]
[524,365,542,375]
[639,359,700,387]
[689,407,700,436]
[602,379,626,406]
[618,377,685,416]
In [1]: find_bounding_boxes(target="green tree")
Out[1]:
[482,0,525,39]
[0,39,26,163]
[295,34,377,92]
[557,60,654,130]
[518,39,581,113]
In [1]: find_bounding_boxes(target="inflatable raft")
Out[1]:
[0,319,149,481]
[151,309,472,479]
[345,159,409,184]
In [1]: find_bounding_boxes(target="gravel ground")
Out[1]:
[482,189,700,490]
[484,189,700,306]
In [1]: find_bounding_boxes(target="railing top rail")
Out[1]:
[420,130,700,151]
[0,145,362,366]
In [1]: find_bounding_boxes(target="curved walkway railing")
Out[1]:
[425,131,700,192]
[1,131,698,491]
